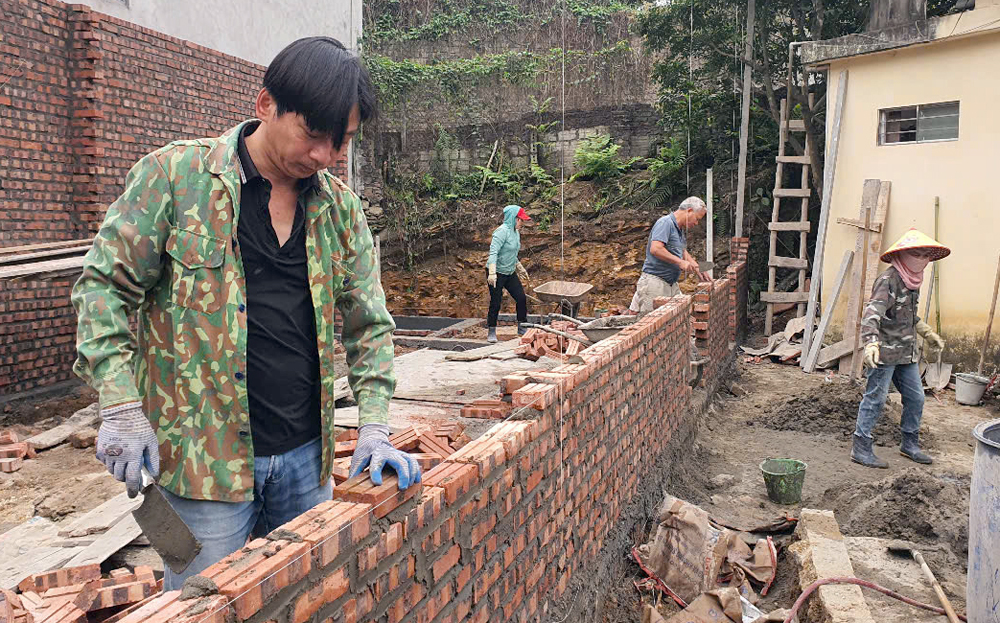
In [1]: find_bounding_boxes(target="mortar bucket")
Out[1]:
[955,373,989,405]
[759,458,807,505]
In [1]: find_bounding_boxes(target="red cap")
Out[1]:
[516,208,532,221]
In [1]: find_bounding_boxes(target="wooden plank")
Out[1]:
[0,517,59,563]
[25,404,101,451]
[839,180,891,375]
[57,492,141,538]
[816,339,854,368]
[852,202,873,379]
[772,188,811,198]
[804,72,848,356]
[706,167,714,278]
[835,217,882,233]
[0,246,91,267]
[759,291,810,304]
[768,256,809,270]
[804,250,854,372]
[62,516,142,568]
[776,155,811,164]
[0,548,83,590]
[768,221,810,232]
[797,97,814,318]
[785,119,806,131]
[0,256,86,281]
[734,0,755,239]
[764,97,788,336]
[0,239,93,256]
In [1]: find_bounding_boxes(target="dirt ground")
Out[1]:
[611,358,992,623]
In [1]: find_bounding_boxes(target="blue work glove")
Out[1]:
[97,402,160,498]
[348,424,421,490]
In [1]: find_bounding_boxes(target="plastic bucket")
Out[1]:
[955,373,989,405]
[759,458,807,505]
[968,419,1000,622]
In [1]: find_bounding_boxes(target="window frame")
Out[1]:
[877,101,960,146]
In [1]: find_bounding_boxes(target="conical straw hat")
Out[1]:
[880,228,950,263]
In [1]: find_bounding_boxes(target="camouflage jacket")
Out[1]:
[860,266,920,365]
[72,121,396,502]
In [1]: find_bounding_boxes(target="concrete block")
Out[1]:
[787,509,876,623]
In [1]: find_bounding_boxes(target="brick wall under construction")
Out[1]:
[0,0,346,396]
[118,257,748,623]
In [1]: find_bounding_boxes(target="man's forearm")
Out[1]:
[650,244,685,267]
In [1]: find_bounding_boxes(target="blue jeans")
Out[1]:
[854,362,924,440]
[160,437,332,590]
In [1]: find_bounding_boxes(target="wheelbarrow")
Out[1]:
[532,280,594,318]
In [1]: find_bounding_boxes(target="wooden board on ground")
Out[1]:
[443,339,521,362]
[816,339,854,369]
[63,516,143,567]
[0,517,87,589]
[838,180,891,375]
[25,404,101,451]
[57,492,141,538]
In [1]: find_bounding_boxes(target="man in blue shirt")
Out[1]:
[629,196,709,313]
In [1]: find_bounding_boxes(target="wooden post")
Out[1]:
[375,235,381,282]
[706,167,714,279]
[979,253,1000,376]
[852,204,871,380]
[734,0,755,239]
[801,70,848,360]
[934,197,942,335]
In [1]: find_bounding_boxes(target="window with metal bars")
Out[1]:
[878,101,960,145]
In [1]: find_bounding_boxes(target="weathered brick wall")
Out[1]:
[691,276,732,391]
[117,295,699,623]
[0,0,347,397]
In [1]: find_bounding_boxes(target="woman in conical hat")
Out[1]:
[851,228,950,469]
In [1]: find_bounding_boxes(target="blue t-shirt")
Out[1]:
[641,213,686,284]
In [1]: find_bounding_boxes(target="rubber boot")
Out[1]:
[517,323,527,337]
[851,434,889,469]
[487,327,497,343]
[900,432,933,464]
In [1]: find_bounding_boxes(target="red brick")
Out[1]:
[291,567,348,623]
[432,544,461,582]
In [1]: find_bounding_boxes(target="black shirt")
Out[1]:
[237,122,322,456]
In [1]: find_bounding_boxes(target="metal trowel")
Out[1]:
[131,467,202,574]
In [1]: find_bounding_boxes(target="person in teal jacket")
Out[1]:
[486,205,532,342]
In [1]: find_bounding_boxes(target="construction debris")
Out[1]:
[0,431,35,473]
[331,424,467,484]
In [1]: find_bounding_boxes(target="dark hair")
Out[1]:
[263,36,377,149]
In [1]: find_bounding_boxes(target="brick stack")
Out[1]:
[125,295,702,623]
[0,0,348,398]
[514,322,589,362]
[6,563,160,622]
[0,430,37,473]
[690,277,733,391]
[728,237,750,345]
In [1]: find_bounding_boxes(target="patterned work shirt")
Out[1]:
[71,121,396,502]
[860,266,920,365]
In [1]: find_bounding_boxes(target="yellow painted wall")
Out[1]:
[821,22,1000,342]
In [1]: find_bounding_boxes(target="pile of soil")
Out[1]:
[826,467,970,566]
[751,380,925,447]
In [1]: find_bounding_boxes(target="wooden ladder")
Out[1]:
[763,97,813,336]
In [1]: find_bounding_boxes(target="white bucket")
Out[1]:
[955,373,989,405]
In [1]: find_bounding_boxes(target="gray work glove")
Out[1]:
[348,424,421,490]
[97,402,160,498]
[915,320,944,357]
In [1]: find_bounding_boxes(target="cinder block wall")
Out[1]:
[0,0,347,396]
[121,281,747,623]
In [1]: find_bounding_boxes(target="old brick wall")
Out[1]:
[116,286,761,623]
[691,275,733,393]
[0,0,347,397]
[728,237,749,345]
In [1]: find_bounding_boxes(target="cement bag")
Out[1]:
[637,495,731,603]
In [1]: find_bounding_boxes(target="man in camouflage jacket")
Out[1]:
[72,37,419,588]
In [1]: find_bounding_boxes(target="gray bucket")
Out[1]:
[969,418,1000,623]
[955,373,989,405]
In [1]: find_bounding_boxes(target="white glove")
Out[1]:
[516,262,529,282]
[97,402,160,498]
[488,264,497,288]
[863,342,880,369]
[348,424,421,490]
